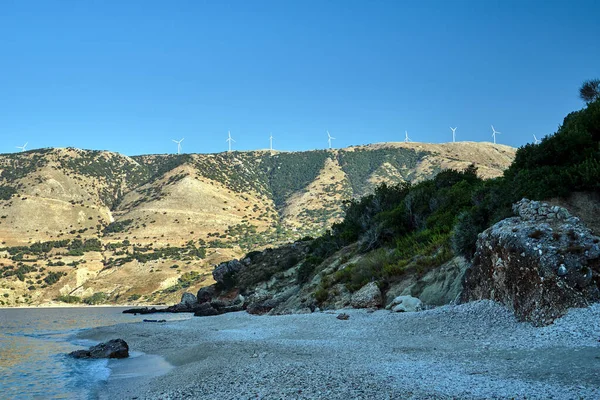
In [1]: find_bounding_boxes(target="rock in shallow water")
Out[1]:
[69,339,129,359]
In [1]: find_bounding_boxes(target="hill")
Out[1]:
[0,141,515,306]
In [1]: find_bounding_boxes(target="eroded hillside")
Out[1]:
[0,142,515,306]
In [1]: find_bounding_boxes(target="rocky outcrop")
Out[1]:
[385,257,468,306]
[197,286,216,304]
[387,295,422,312]
[350,282,382,309]
[69,339,129,359]
[193,302,220,317]
[212,259,244,286]
[180,292,197,306]
[461,199,600,326]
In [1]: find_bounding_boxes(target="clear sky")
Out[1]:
[1,0,599,156]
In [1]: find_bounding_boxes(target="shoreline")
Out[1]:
[0,304,169,309]
[77,301,600,400]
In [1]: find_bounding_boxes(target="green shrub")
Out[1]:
[56,295,81,303]
[83,292,107,305]
[296,255,323,284]
[314,287,329,303]
[43,271,66,285]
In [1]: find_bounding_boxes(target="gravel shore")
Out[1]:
[77,301,600,399]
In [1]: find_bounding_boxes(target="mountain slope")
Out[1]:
[0,141,515,306]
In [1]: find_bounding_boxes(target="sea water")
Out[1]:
[0,307,191,399]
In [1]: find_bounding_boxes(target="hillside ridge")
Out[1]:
[0,141,516,306]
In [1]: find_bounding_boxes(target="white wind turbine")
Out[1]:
[269,133,274,151]
[226,131,235,152]
[491,125,501,144]
[16,142,28,152]
[533,134,541,144]
[327,130,335,149]
[450,127,457,143]
[404,131,411,142]
[172,138,184,154]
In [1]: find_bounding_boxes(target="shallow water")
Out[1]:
[0,307,190,399]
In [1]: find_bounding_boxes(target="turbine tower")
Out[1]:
[450,127,457,143]
[269,133,274,151]
[327,130,335,149]
[491,125,501,144]
[404,131,411,142]
[15,142,28,152]
[533,134,541,144]
[226,131,235,152]
[172,138,184,154]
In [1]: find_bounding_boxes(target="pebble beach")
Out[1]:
[77,301,600,400]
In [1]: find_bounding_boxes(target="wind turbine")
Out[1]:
[327,130,335,149]
[226,131,235,152]
[404,131,411,142]
[533,134,541,144]
[491,125,501,144]
[269,133,274,151]
[15,142,28,152]
[172,138,184,154]
[450,127,457,143]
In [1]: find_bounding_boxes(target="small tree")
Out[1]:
[579,79,600,103]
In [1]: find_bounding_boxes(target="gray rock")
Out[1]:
[558,265,568,276]
[212,259,244,285]
[180,292,197,307]
[461,198,600,326]
[387,295,422,312]
[247,298,281,315]
[69,339,129,359]
[196,286,216,304]
[193,303,221,317]
[350,282,382,309]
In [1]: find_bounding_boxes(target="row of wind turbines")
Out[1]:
[167,125,542,154]
[13,126,543,154]
[402,125,541,145]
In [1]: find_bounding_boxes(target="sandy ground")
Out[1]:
[77,301,600,400]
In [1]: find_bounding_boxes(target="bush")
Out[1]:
[296,256,323,284]
[0,186,17,200]
[83,292,107,305]
[314,287,329,303]
[43,271,66,285]
[56,295,81,303]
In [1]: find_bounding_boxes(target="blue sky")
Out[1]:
[1,0,599,156]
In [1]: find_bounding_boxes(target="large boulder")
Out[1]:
[69,339,129,359]
[193,303,221,317]
[212,259,244,286]
[386,295,422,312]
[247,298,280,315]
[196,286,216,304]
[180,292,197,307]
[350,282,382,309]
[461,199,600,326]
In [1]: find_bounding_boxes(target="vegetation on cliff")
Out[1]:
[293,85,600,298]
